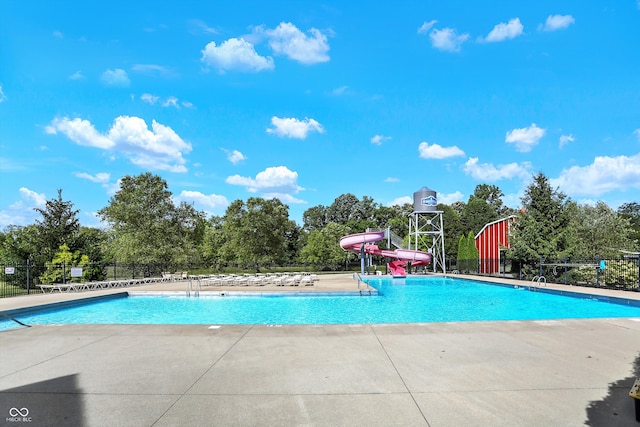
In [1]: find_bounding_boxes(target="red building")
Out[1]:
[474,216,516,274]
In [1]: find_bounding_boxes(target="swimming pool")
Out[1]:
[2,277,640,330]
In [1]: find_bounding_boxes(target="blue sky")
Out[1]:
[1,1,639,228]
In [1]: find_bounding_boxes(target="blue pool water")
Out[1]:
[2,277,640,330]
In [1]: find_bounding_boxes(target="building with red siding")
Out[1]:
[474,215,517,274]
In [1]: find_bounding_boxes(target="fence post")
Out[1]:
[563,256,568,285]
[637,254,640,292]
[539,256,543,278]
[26,258,30,295]
[62,261,66,284]
[596,255,601,286]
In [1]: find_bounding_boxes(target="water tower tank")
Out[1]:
[413,186,437,212]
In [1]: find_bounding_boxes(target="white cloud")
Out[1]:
[188,19,218,35]
[332,86,349,95]
[559,134,575,148]
[417,20,437,35]
[266,116,324,139]
[0,188,47,227]
[483,18,524,43]
[418,141,465,159]
[264,22,330,65]
[430,28,469,52]
[174,190,229,211]
[141,93,159,105]
[162,96,179,108]
[551,153,640,196]
[371,134,391,145]
[69,71,85,80]
[46,116,192,173]
[463,157,532,181]
[19,187,46,207]
[438,191,465,205]
[101,68,130,86]
[53,30,63,38]
[505,123,546,152]
[0,84,6,103]
[387,196,412,207]
[539,15,575,32]
[385,177,399,183]
[74,172,110,183]
[223,149,247,164]
[634,129,640,141]
[201,38,274,73]
[226,166,305,203]
[132,64,175,78]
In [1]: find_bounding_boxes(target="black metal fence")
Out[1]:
[0,261,202,298]
[453,256,640,291]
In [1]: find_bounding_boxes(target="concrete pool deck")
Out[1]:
[1,273,640,426]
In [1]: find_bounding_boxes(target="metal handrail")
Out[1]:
[186,278,200,297]
[352,272,364,289]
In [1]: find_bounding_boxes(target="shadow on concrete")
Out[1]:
[0,374,85,427]
[585,354,639,426]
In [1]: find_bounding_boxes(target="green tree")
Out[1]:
[460,197,498,236]
[302,205,328,232]
[219,197,291,271]
[39,244,90,284]
[439,203,463,261]
[470,184,513,217]
[326,193,360,225]
[570,201,634,259]
[97,173,205,267]
[456,234,468,272]
[299,222,352,270]
[34,189,80,262]
[510,173,573,276]
[466,231,479,272]
[617,202,640,249]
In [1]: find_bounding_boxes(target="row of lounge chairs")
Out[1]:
[36,275,176,293]
[196,273,319,287]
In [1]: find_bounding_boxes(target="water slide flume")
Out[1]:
[340,231,431,277]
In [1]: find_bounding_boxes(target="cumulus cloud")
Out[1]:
[174,190,229,211]
[387,196,413,207]
[222,148,247,164]
[74,172,110,183]
[226,166,305,203]
[45,116,192,172]
[551,153,640,196]
[417,20,437,34]
[201,38,275,73]
[141,93,160,105]
[559,134,575,149]
[505,123,546,152]
[430,27,469,52]
[539,15,575,32]
[371,134,391,145]
[482,18,524,42]
[418,141,465,159]
[264,22,330,65]
[101,68,130,86]
[438,191,465,205]
[69,71,85,80]
[463,157,532,181]
[0,188,46,227]
[266,116,324,139]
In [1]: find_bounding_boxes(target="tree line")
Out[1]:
[1,172,638,283]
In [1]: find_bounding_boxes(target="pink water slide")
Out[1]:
[339,231,431,277]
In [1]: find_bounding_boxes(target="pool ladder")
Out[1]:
[186,278,201,297]
[531,275,546,291]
